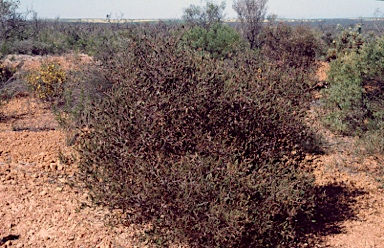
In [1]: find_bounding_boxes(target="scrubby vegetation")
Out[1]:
[2,0,384,246]
[0,1,114,56]
[261,22,324,70]
[72,24,321,247]
[0,61,14,82]
[181,23,245,59]
[24,61,67,100]
[322,27,384,153]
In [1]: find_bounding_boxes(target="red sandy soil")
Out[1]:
[0,96,152,248]
[0,55,149,248]
[0,56,383,247]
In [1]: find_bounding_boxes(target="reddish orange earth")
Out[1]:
[0,95,152,247]
[0,55,149,248]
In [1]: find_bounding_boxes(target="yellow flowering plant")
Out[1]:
[25,62,67,101]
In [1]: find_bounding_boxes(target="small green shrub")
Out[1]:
[322,52,367,135]
[74,26,318,247]
[322,35,384,137]
[181,23,245,59]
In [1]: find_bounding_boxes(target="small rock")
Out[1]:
[16,243,23,248]
[55,187,63,192]
[50,163,57,170]
[40,190,47,196]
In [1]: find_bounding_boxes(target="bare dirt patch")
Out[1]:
[0,94,149,247]
[309,136,384,247]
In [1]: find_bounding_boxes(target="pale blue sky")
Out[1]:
[18,0,384,20]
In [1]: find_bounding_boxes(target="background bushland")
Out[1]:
[261,22,324,70]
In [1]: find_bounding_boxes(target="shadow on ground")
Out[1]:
[0,234,20,246]
[297,182,366,246]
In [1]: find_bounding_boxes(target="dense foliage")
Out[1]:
[261,22,323,70]
[181,23,245,59]
[73,25,319,247]
[24,61,66,101]
[325,24,365,61]
[322,32,384,152]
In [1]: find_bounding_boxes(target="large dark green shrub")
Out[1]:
[75,26,317,247]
